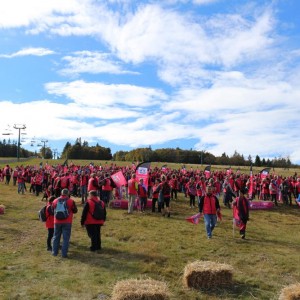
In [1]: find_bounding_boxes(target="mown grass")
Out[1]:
[0,159,300,300]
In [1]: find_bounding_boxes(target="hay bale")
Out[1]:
[111,278,170,300]
[183,260,233,289]
[279,283,300,300]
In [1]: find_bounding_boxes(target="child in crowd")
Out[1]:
[45,196,55,251]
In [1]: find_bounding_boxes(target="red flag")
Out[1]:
[111,171,127,188]
[186,213,202,224]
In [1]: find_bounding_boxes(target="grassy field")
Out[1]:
[0,159,300,300]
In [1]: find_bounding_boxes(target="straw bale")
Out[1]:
[279,283,300,300]
[111,278,170,300]
[183,260,233,289]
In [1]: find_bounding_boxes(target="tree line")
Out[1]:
[112,147,294,168]
[0,138,295,168]
[0,139,35,158]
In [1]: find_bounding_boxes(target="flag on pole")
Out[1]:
[232,204,241,227]
[204,165,211,179]
[248,165,254,199]
[111,171,127,188]
[161,164,167,173]
[260,167,271,179]
[135,161,151,188]
[226,167,232,176]
[186,213,202,224]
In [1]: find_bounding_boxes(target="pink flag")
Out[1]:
[186,213,202,225]
[135,161,151,188]
[232,205,241,227]
[248,165,254,198]
[111,171,127,188]
[204,165,211,179]
[260,168,271,179]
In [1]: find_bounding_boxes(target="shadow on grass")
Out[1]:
[0,227,21,236]
[67,243,167,272]
[192,280,272,300]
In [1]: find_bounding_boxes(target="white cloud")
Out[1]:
[193,0,220,4]
[0,47,55,58]
[0,0,81,28]
[45,80,168,107]
[60,51,135,75]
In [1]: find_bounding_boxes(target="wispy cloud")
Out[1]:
[60,51,136,76]
[0,47,55,58]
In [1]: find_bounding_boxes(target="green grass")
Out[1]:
[0,160,300,300]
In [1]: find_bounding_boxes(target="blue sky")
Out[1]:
[0,0,300,163]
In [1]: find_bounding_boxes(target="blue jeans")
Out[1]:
[81,185,87,203]
[18,182,25,194]
[52,223,72,257]
[203,214,217,238]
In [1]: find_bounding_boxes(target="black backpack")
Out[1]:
[91,200,106,221]
[38,205,48,222]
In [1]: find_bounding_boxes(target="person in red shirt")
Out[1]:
[137,178,148,212]
[17,171,26,195]
[88,173,99,193]
[232,188,250,239]
[169,174,178,201]
[81,190,106,252]
[295,178,300,199]
[51,189,78,258]
[80,171,89,204]
[151,179,161,212]
[198,186,220,239]
[45,196,55,251]
[185,177,197,208]
[127,173,138,214]
[159,175,171,217]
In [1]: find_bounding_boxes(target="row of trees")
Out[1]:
[112,147,294,168]
[61,139,112,160]
[0,137,295,168]
[0,140,35,158]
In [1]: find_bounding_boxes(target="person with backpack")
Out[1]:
[80,190,106,252]
[51,188,78,258]
[4,165,11,185]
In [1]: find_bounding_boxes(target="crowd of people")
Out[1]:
[1,162,300,206]
[1,162,299,256]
